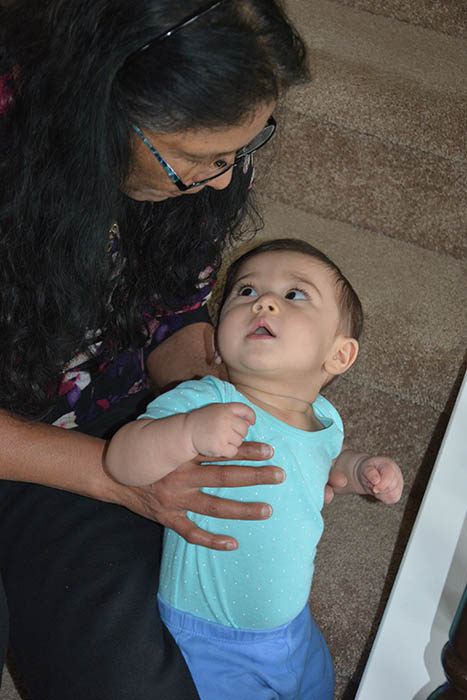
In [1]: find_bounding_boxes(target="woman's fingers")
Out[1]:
[187,490,273,520]
[216,441,274,462]
[167,513,240,550]
[181,462,285,489]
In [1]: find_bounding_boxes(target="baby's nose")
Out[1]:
[252,294,279,313]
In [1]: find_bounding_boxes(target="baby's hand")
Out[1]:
[357,455,403,504]
[186,403,256,459]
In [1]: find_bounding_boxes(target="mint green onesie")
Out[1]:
[141,375,344,630]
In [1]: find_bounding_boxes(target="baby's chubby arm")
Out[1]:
[105,402,256,486]
[328,447,403,504]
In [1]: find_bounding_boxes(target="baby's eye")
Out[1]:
[285,288,308,300]
[238,285,258,297]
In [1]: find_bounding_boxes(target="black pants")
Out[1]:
[0,396,199,699]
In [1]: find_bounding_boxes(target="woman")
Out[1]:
[0,0,308,697]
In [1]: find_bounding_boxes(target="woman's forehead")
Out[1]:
[144,102,274,160]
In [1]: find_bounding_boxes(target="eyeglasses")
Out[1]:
[132,116,276,192]
[130,0,276,190]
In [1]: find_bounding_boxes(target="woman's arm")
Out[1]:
[0,324,216,496]
[146,321,224,391]
[0,408,283,549]
[0,409,116,499]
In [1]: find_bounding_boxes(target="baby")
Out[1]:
[106,238,403,699]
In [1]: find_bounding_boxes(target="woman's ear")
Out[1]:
[324,336,359,376]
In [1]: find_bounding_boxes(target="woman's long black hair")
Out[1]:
[0,0,308,416]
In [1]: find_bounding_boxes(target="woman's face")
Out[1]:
[123,103,274,202]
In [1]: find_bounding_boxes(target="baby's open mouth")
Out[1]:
[252,326,273,336]
[249,322,275,337]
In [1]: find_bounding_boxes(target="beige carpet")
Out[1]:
[2,0,466,698]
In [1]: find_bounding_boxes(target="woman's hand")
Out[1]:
[115,441,284,550]
[323,468,348,504]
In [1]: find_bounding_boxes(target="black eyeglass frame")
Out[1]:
[132,116,276,192]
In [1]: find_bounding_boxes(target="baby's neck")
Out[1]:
[233,382,324,432]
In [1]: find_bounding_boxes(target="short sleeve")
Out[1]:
[313,394,344,459]
[140,376,223,421]
[313,394,344,433]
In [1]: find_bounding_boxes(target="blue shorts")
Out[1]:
[158,596,334,700]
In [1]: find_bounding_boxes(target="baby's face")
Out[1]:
[217,251,343,383]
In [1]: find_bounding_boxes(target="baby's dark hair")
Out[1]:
[220,238,364,340]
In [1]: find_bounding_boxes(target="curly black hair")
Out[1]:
[0,0,308,416]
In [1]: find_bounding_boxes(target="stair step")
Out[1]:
[328,0,467,40]
[255,112,467,258]
[286,0,467,160]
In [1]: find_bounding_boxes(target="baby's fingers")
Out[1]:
[362,464,382,487]
[358,463,382,494]
[374,477,403,504]
[229,402,256,426]
[232,416,252,441]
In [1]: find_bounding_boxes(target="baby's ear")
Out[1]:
[324,336,359,376]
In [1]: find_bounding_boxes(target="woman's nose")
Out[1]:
[206,168,234,191]
[252,294,279,313]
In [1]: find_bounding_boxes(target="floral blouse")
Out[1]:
[47,223,214,430]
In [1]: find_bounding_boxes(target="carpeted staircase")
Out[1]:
[2,1,466,698]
